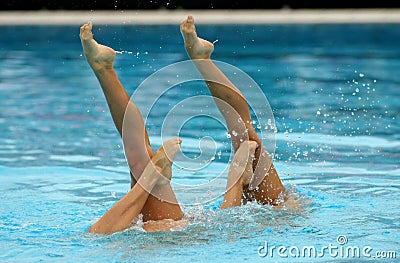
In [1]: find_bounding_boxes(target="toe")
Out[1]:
[81,21,92,33]
[80,23,94,40]
[174,137,182,145]
[182,22,190,33]
[180,18,187,28]
[80,24,87,35]
[181,16,194,33]
[86,22,93,34]
[249,141,258,151]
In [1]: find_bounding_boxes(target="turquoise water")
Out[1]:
[0,24,399,262]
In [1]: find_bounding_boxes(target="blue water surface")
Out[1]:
[0,23,399,262]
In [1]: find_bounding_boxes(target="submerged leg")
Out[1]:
[80,22,183,221]
[180,16,285,205]
[220,141,257,209]
[88,138,182,234]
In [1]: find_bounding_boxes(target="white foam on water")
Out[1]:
[277,132,400,149]
[280,162,400,176]
[49,155,101,162]
[0,157,18,162]
[148,136,225,150]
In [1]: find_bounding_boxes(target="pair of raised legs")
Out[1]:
[81,16,285,234]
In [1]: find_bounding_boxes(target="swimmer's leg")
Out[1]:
[220,141,257,209]
[180,16,284,205]
[80,21,149,173]
[88,138,182,234]
[80,22,183,221]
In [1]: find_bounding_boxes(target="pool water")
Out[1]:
[0,23,399,262]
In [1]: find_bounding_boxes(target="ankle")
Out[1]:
[91,63,114,73]
[190,55,211,60]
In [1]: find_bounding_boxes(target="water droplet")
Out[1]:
[226,133,231,138]
[232,130,238,136]
[359,73,364,77]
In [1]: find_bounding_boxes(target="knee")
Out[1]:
[124,144,152,170]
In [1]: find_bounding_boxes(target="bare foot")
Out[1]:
[151,137,182,185]
[180,16,214,59]
[241,141,258,186]
[80,21,116,71]
[227,140,258,187]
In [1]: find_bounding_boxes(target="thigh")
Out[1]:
[123,101,155,183]
[244,148,285,205]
